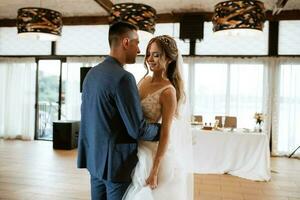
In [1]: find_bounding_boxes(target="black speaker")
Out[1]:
[80,67,92,92]
[53,121,80,150]
[180,14,204,41]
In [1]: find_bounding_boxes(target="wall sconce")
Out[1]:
[17,7,63,41]
[212,0,266,36]
[109,3,157,34]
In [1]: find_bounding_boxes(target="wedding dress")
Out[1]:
[122,85,193,200]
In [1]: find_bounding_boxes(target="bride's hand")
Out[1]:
[145,172,158,190]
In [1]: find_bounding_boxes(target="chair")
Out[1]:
[224,116,237,128]
[215,116,223,127]
[193,115,203,123]
[215,116,237,128]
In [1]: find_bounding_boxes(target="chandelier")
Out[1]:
[212,0,266,36]
[109,3,157,34]
[17,7,63,41]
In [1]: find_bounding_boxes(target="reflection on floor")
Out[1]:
[0,140,299,200]
[38,128,53,140]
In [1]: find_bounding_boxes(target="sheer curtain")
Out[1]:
[0,58,36,140]
[272,57,300,157]
[63,57,103,121]
[124,57,148,83]
[186,57,271,134]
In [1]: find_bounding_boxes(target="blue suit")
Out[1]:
[77,56,160,199]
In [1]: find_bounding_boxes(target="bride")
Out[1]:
[123,35,193,200]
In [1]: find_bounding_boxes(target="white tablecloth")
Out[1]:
[193,129,271,181]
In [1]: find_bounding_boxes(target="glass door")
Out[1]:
[36,60,61,140]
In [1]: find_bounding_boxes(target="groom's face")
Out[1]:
[125,30,140,64]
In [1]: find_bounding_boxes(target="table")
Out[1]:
[192,129,271,181]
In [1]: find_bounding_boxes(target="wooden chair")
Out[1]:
[193,115,203,123]
[225,116,237,128]
[215,116,223,127]
[215,116,237,128]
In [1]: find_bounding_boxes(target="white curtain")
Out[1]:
[124,56,148,83]
[0,58,36,140]
[185,57,271,134]
[63,57,103,120]
[272,57,300,157]
[180,56,299,157]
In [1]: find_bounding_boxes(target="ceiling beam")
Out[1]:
[94,0,113,13]
[266,9,300,21]
[1,10,300,27]
[63,16,109,25]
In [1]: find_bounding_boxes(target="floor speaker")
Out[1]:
[53,120,80,150]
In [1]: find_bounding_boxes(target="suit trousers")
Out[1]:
[90,176,130,200]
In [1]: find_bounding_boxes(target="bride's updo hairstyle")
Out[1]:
[144,35,185,105]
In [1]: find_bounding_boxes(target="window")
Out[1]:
[125,59,147,83]
[195,22,269,55]
[229,64,264,128]
[62,57,103,121]
[56,25,110,55]
[193,63,227,119]
[279,20,300,55]
[193,60,264,128]
[0,27,51,55]
[277,64,300,153]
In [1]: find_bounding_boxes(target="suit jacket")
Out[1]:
[77,56,160,182]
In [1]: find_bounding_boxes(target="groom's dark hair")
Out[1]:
[108,21,138,47]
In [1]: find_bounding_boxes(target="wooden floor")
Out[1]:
[0,140,299,200]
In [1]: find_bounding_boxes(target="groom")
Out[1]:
[77,21,160,200]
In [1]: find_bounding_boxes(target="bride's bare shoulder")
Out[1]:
[138,75,152,87]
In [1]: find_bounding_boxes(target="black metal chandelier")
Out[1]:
[109,3,157,34]
[17,7,63,41]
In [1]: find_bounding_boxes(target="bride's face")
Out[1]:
[146,42,169,73]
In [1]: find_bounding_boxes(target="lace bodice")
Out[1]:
[140,85,173,123]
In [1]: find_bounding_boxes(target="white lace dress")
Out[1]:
[122,85,191,200]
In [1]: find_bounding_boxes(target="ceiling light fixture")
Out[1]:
[109,3,157,34]
[17,7,63,41]
[212,0,266,36]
